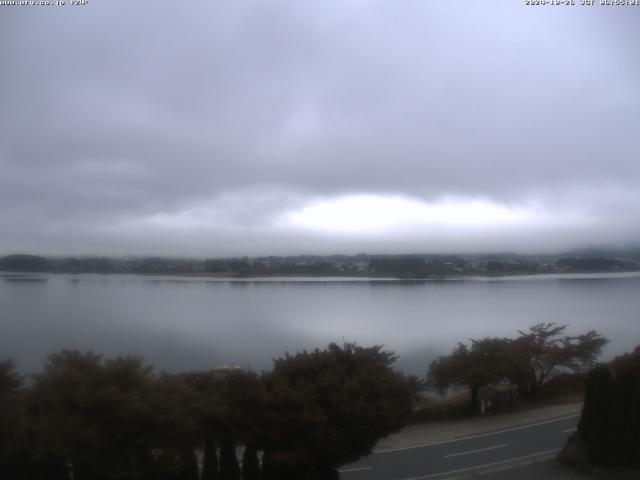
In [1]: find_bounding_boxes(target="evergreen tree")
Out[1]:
[609,346,640,467]
[577,365,613,463]
[201,432,219,480]
[176,446,198,480]
[260,450,275,480]
[219,430,240,480]
[241,444,260,480]
[149,450,179,480]
[0,359,22,477]
[569,346,640,467]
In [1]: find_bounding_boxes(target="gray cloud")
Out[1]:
[1,1,639,255]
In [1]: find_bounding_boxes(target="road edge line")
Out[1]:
[398,448,561,480]
[375,413,579,454]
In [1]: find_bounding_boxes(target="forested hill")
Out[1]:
[1,251,639,278]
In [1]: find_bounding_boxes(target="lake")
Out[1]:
[2,272,639,375]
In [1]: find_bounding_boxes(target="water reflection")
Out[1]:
[1,272,639,375]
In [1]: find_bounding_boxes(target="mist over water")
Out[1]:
[2,272,639,376]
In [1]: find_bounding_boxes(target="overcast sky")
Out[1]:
[1,1,639,256]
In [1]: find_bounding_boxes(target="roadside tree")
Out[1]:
[428,338,511,413]
[261,343,416,478]
[563,345,640,468]
[31,351,158,480]
[510,323,608,398]
[0,359,24,477]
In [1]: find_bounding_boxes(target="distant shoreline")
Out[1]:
[3,270,640,282]
[1,252,639,279]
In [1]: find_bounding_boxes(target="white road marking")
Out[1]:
[398,448,561,480]
[562,427,577,433]
[444,443,508,458]
[376,413,579,454]
[338,466,372,473]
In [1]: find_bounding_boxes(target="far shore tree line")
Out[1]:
[1,252,639,277]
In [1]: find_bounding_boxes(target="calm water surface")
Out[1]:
[2,272,639,375]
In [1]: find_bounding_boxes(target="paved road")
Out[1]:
[339,413,580,479]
